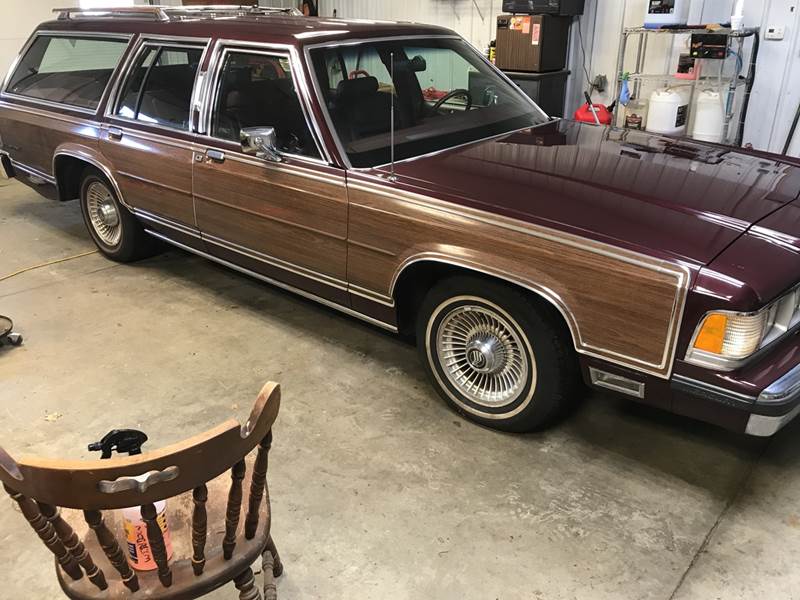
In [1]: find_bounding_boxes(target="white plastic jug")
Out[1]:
[646,87,690,136]
[691,89,725,143]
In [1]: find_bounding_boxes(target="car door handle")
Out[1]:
[206,149,225,163]
[107,126,123,141]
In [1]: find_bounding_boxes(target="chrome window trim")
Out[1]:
[0,100,97,128]
[104,37,210,133]
[302,34,549,171]
[145,228,398,333]
[1,30,133,115]
[199,39,330,164]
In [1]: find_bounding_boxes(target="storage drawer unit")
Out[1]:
[495,14,571,73]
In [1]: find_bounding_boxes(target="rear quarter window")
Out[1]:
[5,34,128,111]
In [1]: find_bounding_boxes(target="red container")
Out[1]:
[574,102,613,125]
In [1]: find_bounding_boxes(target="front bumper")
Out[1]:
[742,365,800,435]
[672,332,800,436]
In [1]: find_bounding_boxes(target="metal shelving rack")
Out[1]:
[612,26,759,146]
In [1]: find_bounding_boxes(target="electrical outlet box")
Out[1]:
[765,26,785,40]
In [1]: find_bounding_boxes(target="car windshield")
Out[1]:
[308,38,547,168]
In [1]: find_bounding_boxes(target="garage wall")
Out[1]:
[319,0,504,53]
[0,0,79,81]
[586,0,800,155]
[320,0,800,156]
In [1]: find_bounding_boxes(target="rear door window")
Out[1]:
[114,44,203,130]
[5,34,128,111]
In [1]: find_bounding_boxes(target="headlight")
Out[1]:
[687,287,800,370]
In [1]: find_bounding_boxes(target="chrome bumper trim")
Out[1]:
[757,362,800,406]
[744,363,800,436]
[746,404,800,436]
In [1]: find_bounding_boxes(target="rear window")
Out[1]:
[5,34,128,111]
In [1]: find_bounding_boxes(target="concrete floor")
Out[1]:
[1,177,799,599]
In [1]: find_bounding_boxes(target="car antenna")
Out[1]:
[389,51,396,182]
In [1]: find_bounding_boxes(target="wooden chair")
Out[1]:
[0,381,282,599]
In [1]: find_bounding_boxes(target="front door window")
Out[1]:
[210,51,320,159]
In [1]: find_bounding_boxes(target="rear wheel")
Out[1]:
[416,276,579,432]
[79,168,160,262]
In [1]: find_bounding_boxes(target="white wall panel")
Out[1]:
[320,0,506,53]
[0,0,79,81]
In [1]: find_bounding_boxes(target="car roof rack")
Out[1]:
[53,5,303,22]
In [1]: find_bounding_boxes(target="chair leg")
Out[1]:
[265,536,283,578]
[262,551,277,600]
[233,566,262,600]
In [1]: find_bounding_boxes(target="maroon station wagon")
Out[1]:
[2,5,800,436]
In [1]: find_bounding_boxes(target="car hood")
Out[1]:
[381,119,800,266]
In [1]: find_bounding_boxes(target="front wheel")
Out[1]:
[79,168,160,262]
[416,276,579,432]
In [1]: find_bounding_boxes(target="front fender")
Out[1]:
[346,178,690,379]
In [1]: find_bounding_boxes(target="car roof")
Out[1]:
[38,14,455,49]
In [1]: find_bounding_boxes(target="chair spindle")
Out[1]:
[3,484,83,581]
[84,510,140,592]
[37,502,107,590]
[191,484,208,576]
[223,459,246,559]
[245,431,272,539]
[233,566,262,600]
[141,503,173,587]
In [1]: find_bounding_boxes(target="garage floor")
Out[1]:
[2,177,800,599]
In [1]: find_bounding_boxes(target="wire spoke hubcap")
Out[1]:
[436,304,531,408]
[86,181,121,246]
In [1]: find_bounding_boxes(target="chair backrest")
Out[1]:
[0,381,280,595]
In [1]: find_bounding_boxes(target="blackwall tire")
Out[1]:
[417,276,579,432]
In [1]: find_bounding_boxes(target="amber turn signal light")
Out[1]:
[693,313,728,354]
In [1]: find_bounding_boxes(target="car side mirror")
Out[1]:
[241,126,282,162]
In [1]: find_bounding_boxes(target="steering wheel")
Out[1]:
[433,89,473,113]
[349,69,371,79]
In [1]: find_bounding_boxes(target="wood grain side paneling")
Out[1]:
[346,182,689,377]
[194,155,348,282]
[101,127,195,227]
[0,102,101,175]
